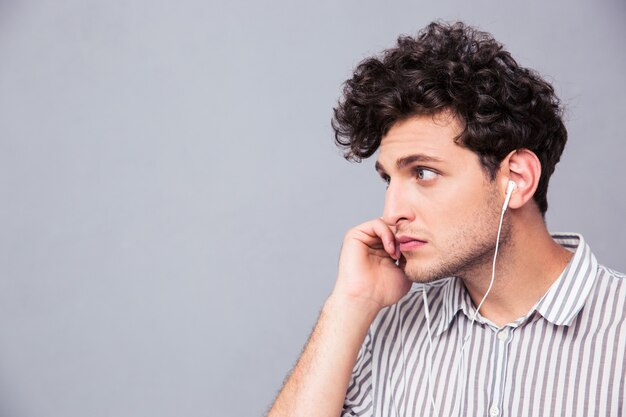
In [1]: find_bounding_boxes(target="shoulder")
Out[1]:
[594,264,626,293]
[598,265,626,280]
[593,263,626,301]
[579,263,626,325]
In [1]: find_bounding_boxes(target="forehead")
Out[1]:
[376,113,473,170]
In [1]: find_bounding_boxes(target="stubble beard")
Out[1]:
[400,190,512,284]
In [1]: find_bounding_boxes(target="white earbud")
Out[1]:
[501,180,517,212]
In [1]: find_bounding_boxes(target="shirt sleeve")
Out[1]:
[341,329,374,417]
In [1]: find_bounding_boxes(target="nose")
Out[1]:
[381,179,415,226]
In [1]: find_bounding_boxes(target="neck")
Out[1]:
[461,207,573,328]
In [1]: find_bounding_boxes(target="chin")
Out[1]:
[402,261,449,283]
[401,256,459,283]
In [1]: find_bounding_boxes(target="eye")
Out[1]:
[414,167,438,181]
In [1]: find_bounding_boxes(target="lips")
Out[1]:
[396,235,427,252]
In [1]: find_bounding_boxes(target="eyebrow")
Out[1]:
[374,154,444,174]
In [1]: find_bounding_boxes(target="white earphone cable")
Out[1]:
[397,182,514,417]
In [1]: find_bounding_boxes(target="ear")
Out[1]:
[499,149,541,210]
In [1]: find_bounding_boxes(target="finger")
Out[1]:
[354,218,398,259]
[380,216,397,234]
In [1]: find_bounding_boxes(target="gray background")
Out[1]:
[1,0,625,416]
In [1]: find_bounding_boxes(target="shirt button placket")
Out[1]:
[497,330,507,342]
[490,328,509,417]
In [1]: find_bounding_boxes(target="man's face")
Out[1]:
[375,113,508,283]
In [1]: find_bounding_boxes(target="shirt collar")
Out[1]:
[534,233,598,325]
[434,232,598,336]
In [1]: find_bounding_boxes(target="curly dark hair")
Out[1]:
[331,21,567,215]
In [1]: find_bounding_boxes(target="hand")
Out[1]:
[332,218,412,313]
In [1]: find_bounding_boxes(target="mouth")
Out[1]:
[396,236,427,252]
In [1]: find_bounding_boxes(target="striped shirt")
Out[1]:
[342,233,626,417]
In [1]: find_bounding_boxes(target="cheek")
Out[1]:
[430,188,486,223]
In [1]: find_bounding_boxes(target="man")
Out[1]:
[268,21,625,417]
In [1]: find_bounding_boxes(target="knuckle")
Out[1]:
[344,227,358,240]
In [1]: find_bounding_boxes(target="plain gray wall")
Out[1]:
[1,1,624,416]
